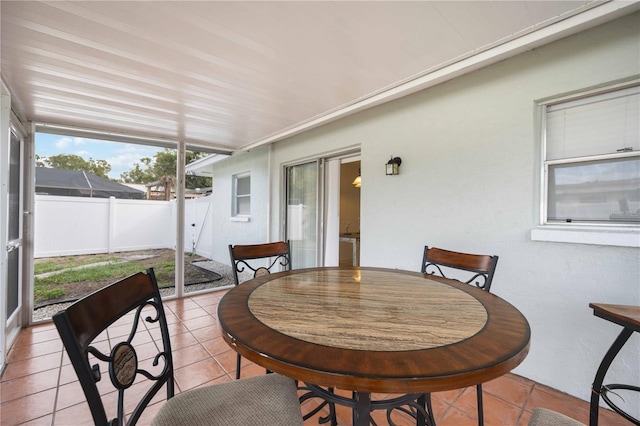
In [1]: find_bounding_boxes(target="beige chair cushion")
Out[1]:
[529,408,585,426]
[152,374,304,426]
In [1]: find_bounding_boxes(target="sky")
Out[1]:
[35,133,164,180]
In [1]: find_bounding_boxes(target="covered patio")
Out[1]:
[1,2,639,425]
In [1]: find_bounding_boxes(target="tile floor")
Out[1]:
[0,290,631,426]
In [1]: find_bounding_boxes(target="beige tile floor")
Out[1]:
[0,290,632,426]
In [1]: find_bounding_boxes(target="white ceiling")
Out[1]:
[2,1,638,154]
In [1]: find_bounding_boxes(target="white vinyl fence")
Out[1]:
[183,196,213,259]
[34,195,213,258]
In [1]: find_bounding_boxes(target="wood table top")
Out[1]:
[218,267,531,394]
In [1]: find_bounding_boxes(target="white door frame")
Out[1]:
[323,158,341,266]
[4,127,24,344]
[0,88,9,373]
[283,149,360,269]
[1,89,29,373]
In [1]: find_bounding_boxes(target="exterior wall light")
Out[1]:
[386,156,402,175]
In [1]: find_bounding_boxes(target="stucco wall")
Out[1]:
[265,13,640,410]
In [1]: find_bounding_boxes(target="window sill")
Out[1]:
[230,216,250,223]
[531,225,640,247]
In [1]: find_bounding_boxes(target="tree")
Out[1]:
[37,154,112,178]
[120,157,155,183]
[120,149,212,190]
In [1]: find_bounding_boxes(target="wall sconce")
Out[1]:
[352,168,361,188]
[385,156,402,175]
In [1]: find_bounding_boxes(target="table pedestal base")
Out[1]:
[299,383,435,426]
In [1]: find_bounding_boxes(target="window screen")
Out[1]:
[543,84,640,224]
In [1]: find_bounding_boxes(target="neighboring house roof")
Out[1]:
[121,183,147,193]
[35,167,144,199]
[185,153,229,177]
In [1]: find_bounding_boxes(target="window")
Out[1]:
[542,83,639,226]
[232,173,250,218]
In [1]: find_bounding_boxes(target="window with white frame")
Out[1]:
[542,83,639,226]
[232,173,250,218]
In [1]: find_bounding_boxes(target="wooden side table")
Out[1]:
[589,303,640,426]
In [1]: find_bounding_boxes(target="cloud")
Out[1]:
[118,143,144,153]
[106,144,160,178]
[109,153,144,170]
[54,137,72,150]
[54,136,86,150]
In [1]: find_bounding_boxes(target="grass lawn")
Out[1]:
[34,249,211,306]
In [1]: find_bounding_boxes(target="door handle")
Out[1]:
[6,242,18,252]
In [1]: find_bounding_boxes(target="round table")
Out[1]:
[218,267,530,424]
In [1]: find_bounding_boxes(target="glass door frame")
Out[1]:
[0,90,8,372]
[5,128,24,341]
[281,148,361,269]
[1,94,30,372]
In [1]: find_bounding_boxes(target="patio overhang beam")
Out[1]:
[35,122,233,155]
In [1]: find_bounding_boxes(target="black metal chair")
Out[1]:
[421,245,499,426]
[53,268,303,426]
[229,240,291,379]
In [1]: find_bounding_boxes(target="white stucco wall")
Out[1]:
[263,12,640,411]
[208,146,270,265]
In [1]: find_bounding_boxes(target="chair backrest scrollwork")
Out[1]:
[421,246,498,292]
[229,241,291,286]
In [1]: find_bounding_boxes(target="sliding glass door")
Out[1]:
[285,160,322,268]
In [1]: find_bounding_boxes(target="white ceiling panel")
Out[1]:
[2,1,638,153]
